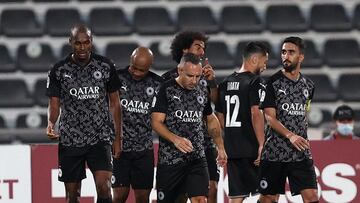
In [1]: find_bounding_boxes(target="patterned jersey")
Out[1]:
[118,67,163,152]
[46,53,121,147]
[216,71,265,158]
[260,70,315,162]
[152,79,213,165]
[162,68,215,150]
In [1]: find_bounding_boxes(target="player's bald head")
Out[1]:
[130,46,153,69]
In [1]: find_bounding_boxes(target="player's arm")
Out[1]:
[109,91,122,158]
[264,107,310,151]
[151,112,193,153]
[215,112,225,129]
[251,105,265,166]
[206,113,227,167]
[202,60,218,104]
[47,97,60,139]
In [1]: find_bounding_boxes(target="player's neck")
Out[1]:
[282,68,300,81]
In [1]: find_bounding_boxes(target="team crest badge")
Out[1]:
[146,87,155,96]
[199,79,207,87]
[303,89,309,98]
[93,71,102,79]
[197,96,204,104]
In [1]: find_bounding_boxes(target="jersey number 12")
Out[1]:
[225,95,241,127]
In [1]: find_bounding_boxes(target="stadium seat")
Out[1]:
[0,44,16,72]
[134,7,176,35]
[302,40,323,68]
[33,0,69,2]
[178,6,219,34]
[33,79,48,107]
[150,42,177,71]
[353,4,360,30]
[105,42,138,69]
[306,74,337,102]
[0,115,5,128]
[45,8,82,36]
[79,0,112,1]
[354,109,360,120]
[338,74,360,101]
[235,41,280,69]
[221,6,263,33]
[310,4,352,32]
[0,0,25,2]
[205,41,234,70]
[324,39,360,67]
[17,43,56,72]
[16,113,47,128]
[266,5,307,33]
[0,9,42,37]
[308,108,332,127]
[0,79,33,107]
[89,8,132,36]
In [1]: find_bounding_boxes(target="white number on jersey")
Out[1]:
[225,95,241,127]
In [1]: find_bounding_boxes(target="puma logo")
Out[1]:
[64,74,72,79]
[260,83,267,89]
[278,89,286,95]
[121,86,127,91]
[173,95,181,101]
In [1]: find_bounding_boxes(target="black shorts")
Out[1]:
[112,149,154,189]
[156,159,209,203]
[205,147,220,182]
[227,158,259,198]
[259,159,318,196]
[58,143,112,182]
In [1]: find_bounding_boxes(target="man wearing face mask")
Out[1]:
[324,105,359,140]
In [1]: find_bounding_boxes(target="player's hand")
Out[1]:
[173,136,193,153]
[202,58,215,81]
[216,148,227,167]
[287,133,310,151]
[254,145,263,166]
[112,136,122,159]
[46,124,59,140]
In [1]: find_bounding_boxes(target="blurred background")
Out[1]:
[0,0,359,144]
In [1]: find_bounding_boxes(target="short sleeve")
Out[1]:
[151,84,168,113]
[106,63,121,93]
[46,68,61,98]
[259,80,276,109]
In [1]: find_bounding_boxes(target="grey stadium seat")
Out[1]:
[105,42,138,69]
[0,115,5,128]
[17,43,56,72]
[16,113,47,128]
[221,6,262,33]
[205,41,234,70]
[338,74,360,101]
[302,40,323,68]
[308,108,332,127]
[266,5,307,33]
[134,7,176,35]
[45,8,82,36]
[310,4,352,32]
[33,79,48,107]
[0,79,33,107]
[89,8,132,36]
[235,41,280,69]
[150,42,177,71]
[353,4,360,30]
[306,74,337,102]
[178,7,219,34]
[0,44,16,72]
[324,39,360,67]
[0,9,42,37]
[0,0,25,2]
[33,0,69,2]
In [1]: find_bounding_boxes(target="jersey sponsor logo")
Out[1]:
[281,102,306,116]
[174,110,202,123]
[69,86,100,100]
[93,71,102,80]
[227,82,239,91]
[120,99,150,114]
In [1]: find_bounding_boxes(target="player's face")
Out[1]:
[129,62,150,80]
[184,40,205,58]
[255,53,268,75]
[70,31,92,63]
[281,42,303,72]
[178,62,202,90]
